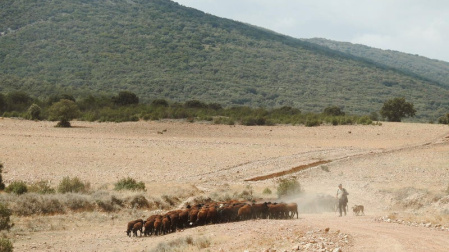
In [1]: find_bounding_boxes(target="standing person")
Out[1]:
[336,184,349,217]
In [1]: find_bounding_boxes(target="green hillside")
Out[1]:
[305,38,449,88]
[0,0,448,121]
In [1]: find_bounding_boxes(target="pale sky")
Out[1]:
[174,0,449,62]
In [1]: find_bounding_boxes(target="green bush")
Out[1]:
[114,177,146,191]
[27,103,42,120]
[262,187,272,195]
[0,203,14,231]
[276,177,301,197]
[57,177,90,194]
[0,238,13,252]
[305,118,320,127]
[5,181,28,195]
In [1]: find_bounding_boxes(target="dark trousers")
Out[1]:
[338,198,347,216]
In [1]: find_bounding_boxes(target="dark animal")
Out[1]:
[252,202,269,219]
[161,215,171,235]
[153,216,162,236]
[132,221,143,237]
[237,204,252,221]
[126,219,143,237]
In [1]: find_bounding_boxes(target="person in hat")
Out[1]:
[336,184,349,217]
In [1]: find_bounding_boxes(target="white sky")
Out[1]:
[174,0,449,62]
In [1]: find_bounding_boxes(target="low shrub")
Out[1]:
[57,177,90,194]
[5,181,28,195]
[150,235,211,252]
[10,194,65,216]
[129,195,150,209]
[161,195,180,206]
[0,203,14,231]
[262,187,272,195]
[276,177,301,197]
[28,180,55,194]
[63,194,95,212]
[0,238,13,252]
[114,177,146,191]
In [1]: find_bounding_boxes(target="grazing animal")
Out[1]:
[161,215,171,235]
[196,207,209,226]
[132,221,143,237]
[126,219,143,237]
[286,203,299,219]
[206,206,218,224]
[352,205,364,216]
[153,216,162,236]
[252,202,269,219]
[178,209,189,229]
[268,203,288,219]
[237,204,252,221]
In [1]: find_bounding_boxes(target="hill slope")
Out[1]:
[0,0,448,120]
[305,38,449,88]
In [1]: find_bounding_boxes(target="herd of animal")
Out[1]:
[126,200,298,237]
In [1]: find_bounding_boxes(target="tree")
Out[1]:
[380,97,416,122]
[112,91,139,106]
[0,93,6,113]
[6,91,32,112]
[48,99,80,127]
[323,106,345,116]
[27,103,42,120]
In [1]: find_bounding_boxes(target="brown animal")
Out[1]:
[166,211,180,232]
[268,203,288,219]
[252,202,269,219]
[144,215,161,236]
[132,221,143,237]
[126,219,143,237]
[161,215,171,235]
[188,207,200,226]
[196,207,209,226]
[287,203,299,219]
[178,209,189,229]
[206,206,218,224]
[237,204,252,221]
[352,205,364,216]
[153,216,162,236]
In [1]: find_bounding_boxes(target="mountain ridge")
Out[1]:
[0,0,448,121]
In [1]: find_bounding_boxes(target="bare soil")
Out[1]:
[1,118,449,251]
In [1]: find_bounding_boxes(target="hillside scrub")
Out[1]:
[0,91,381,126]
[1,0,448,121]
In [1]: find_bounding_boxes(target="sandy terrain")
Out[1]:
[1,117,449,251]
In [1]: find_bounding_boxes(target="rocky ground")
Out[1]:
[1,117,449,251]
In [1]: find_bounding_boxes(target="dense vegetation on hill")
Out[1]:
[0,90,376,126]
[305,38,449,88]
[0,0,448,121]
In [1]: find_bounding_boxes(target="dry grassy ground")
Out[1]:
[1,118,449,251]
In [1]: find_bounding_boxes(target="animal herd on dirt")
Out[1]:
[126,200,298,237]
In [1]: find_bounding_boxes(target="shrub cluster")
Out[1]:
[114,177,146,191]
[0,90,383,126]
[276,177,301,197]
[57,177,90,194]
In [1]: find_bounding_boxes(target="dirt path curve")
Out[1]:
[301,213,449,252]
